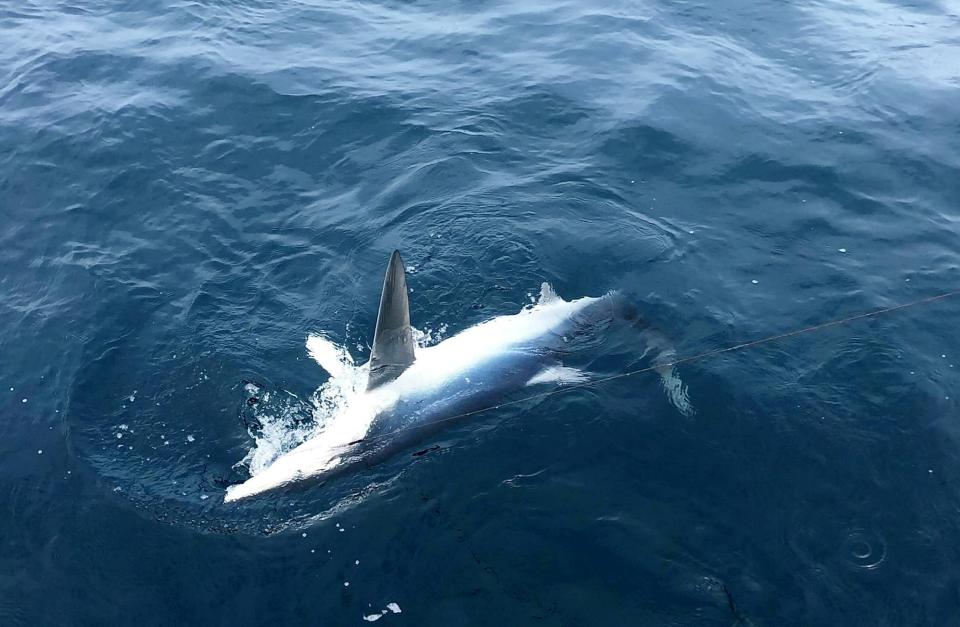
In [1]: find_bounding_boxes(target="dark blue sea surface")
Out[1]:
[3,0,960,624]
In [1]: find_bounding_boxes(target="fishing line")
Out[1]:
[340,288,960,450]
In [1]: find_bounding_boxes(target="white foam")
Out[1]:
[411,323,448,347]
[363,603,401,622]
[238,404,314,476]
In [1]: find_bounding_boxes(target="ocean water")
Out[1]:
[3,0,960,624]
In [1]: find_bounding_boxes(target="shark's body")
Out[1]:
[225,252,681,502]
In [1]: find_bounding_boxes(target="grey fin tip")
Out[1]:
[368,250,415,390]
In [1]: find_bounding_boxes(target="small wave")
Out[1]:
[841,528,887,571]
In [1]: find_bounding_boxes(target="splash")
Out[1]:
[412,323,448,348]
[237,387,320,476]
[238,324,452,481]
[237,336,368,478]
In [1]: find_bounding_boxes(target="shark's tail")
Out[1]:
[616,297,693,417]
[651,345,694,417]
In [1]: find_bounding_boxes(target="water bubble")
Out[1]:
[841,529,887,570]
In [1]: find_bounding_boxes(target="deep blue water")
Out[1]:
[3,0,960,624]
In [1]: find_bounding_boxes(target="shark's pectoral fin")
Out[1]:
[525,366,589,387]
[368,250,416,390]
[307,334,354,379]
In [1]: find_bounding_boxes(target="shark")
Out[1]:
[224,251,689,502]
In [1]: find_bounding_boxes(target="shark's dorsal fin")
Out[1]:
[368,250,415,390]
